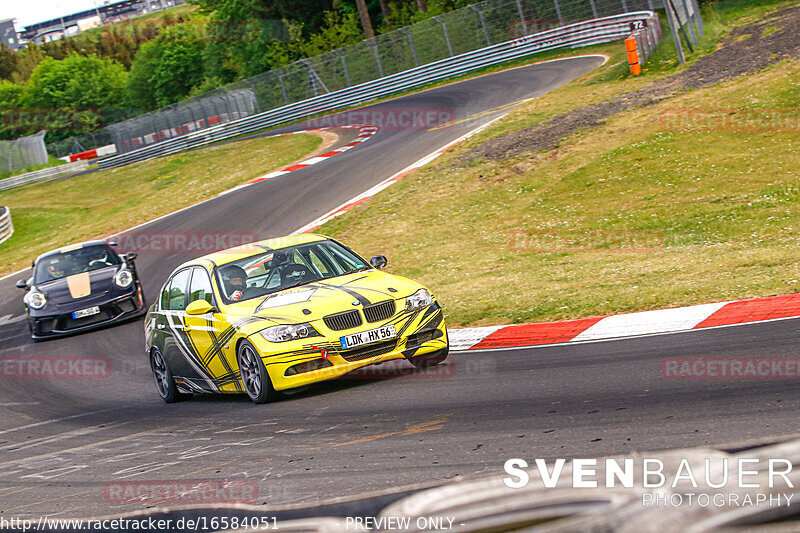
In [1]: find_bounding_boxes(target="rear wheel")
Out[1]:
[150,348,188,403]
[237,340,276,404]
[409,346,449,369]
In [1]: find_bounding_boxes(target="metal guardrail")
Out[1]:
[0,159,90,192]
[0,207,13,245]
[99,11,661,170]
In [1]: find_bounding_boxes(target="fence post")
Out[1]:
[621,0,629,13]
[400,28,419,66]
[664,0,686,63]
[333,50,352,86]
[691,0,703,36]
[680,0,697,45]
[366,40,385,78]
[588,0,599,19]
[432,16,454,56]
[514,0,528,35]
[553,0,563,25]
[275,73,289,105]
[468,5,491,47]
[301,60,329,98]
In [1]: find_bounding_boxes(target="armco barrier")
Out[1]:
[98,12,661,170]
[0,159,89,192]
[0,207,13,245]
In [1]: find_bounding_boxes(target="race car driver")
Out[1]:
[220,265,247,302]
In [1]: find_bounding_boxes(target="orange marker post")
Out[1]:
[626,36,641,75]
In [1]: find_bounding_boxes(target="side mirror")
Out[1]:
[125,252,138,262]
[16,280,28,290]
[369,255,388,270]
[186,300,213,315]
[108,241,118,247]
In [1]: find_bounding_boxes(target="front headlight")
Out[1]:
[115,270,134,288]
[28,291,47,310]
[260,323,320,343]
[405,288,433,311]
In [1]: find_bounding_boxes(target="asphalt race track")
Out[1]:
[1,55,799,520]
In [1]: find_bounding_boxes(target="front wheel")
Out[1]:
[150,348,188,403]
[409,346,449,369]
[237,340,276,404]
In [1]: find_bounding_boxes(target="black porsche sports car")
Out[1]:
[16,240,146,340]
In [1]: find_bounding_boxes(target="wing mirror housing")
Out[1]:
[186,300,214,315]
[369,255,388,270]
[16,279,28,290]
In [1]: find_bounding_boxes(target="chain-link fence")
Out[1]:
[46,130,114,160]
[0,131,48,174]
[107,88,257,153]
[67,0,680,155]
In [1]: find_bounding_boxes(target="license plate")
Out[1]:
[340,325,396,349]
[72,306,100,319]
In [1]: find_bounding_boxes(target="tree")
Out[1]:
[355,0,375,37]
[126,23,205,111]
[24,53,129,110]
[127,41,162,111]
[0,44,18,81]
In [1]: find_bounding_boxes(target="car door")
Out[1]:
[160,268,217,393]
[183,267,242,393]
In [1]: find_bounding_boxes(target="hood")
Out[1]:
[32,266,124,308]
[224,270,424,326]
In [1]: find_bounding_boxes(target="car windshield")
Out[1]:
[214,240,369,304]
[34,244,121,283]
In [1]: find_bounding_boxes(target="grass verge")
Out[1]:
[0,133,322,275]
[319,1,800,327]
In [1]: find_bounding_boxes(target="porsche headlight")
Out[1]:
[114,270,134,288]
[405,288,433,311]
[28,291,47,310]
[260,323,320,343]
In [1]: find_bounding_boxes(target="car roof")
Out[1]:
[34,240,114,264]
[175,233,330,271]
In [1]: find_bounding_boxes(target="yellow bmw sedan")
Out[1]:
[144,234,449,403]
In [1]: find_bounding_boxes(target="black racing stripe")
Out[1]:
[202,318,242,393]
[419,309,443,330]
[333,282,394,299]
[315,281,372,306]
[167,315,219,387]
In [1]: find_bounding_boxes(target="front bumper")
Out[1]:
[29,287,147,340]
[250,303,448,391]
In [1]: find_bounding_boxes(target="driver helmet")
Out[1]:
[47,260,65,279]
[220,265,247,301]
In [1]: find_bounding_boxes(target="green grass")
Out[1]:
[318,1,800,327]
[0,134,322,275]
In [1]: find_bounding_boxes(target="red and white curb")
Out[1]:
[220,125,378,196]
[448,294,800,351]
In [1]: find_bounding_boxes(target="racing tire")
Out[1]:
[409,346,449,369]
[150,348,188,403]
[237,340,277,404]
